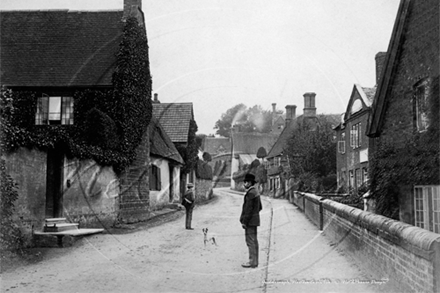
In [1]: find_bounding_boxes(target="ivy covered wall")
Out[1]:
[0,17,152,173]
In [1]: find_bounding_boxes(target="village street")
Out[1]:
[1,188,389,293]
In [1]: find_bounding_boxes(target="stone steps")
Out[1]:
[43,218,79,232]
[35,218,104,247]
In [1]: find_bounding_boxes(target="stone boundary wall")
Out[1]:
[292,191,440,293]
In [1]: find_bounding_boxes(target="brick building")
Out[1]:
[367,0,439,232]
[333,51,386,194]
[334,84,376,193]
[266,93,339,197]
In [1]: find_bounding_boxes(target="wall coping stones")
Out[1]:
[297,192,323,203]
[319,196,440,261]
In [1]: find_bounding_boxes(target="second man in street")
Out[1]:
[183,183,196,230]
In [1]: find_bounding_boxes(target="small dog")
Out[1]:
[202,228,217,246]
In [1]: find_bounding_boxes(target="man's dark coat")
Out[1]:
[240,186,262,226]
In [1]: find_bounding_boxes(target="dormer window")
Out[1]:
[35,95,74,125]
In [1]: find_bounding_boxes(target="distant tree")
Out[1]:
[214,104,247,137]
[242,105,273,133]
[214,104,274,137]
[285,115,336,181]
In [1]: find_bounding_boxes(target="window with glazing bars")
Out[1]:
[414,186,440,233]
[35,95,74,125]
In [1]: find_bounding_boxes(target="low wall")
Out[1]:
[293,191,440,293]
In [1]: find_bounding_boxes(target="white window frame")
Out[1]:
[350,123,362,149]
[35,95,74,125]
[355,169,361,189]
[349,170,354,188]
[414,185,440,233]
[338,141,346,154]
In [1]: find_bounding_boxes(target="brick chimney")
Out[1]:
[303,92,316,117]
[123,0,144,26]
[375,52,387,85]
[285,105,297,126]
[152,93,160,103]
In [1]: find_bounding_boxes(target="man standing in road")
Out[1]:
[240,173,262,268]
[182,183,195,230]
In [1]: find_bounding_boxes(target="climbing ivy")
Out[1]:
[176,119,199,175]
[370,76,439,219]
[0,159,23,251]
[0,17,152,172]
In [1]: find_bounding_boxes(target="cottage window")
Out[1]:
[414,79,430,132]
[149,165,161,191]
[414,186,440,233]
[35,95,74,125]
[350,123,361,149]
[338,141,346,154]
[355,169,361,189]
[362,168,368,184]
[337,132,345,153]
[349,170,354,188]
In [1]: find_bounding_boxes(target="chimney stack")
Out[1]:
[123,0,144,25]
[303,92,316,117]
[375,52,387,85]
[153,93,160,103]
[285,105,297,126]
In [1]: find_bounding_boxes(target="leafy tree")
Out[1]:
[214,104,274,137]
[257,147,267,159]
[195,134,206,150]
[285,115,336,182]
[214,104,247,137]
[242,105,273,133]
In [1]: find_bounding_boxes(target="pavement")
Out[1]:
[215,187,387,293]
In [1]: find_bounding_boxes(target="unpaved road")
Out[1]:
[1,188,388,293]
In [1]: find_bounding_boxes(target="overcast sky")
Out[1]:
[1,0,400,135]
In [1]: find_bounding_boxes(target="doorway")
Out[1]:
[45,148,64,218]
[169,165,174,202]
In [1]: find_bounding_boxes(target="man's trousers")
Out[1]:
[245,226,259,266]
[185,207,193,229]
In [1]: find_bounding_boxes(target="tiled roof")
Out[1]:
[232,132,277,155]
[0,10,123,87]
[149,116,184,164]
[152,103,194,143]
[361,86,376,106]
[267,114,340,159]
[203,137,231,155]
[341,84,377,123]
